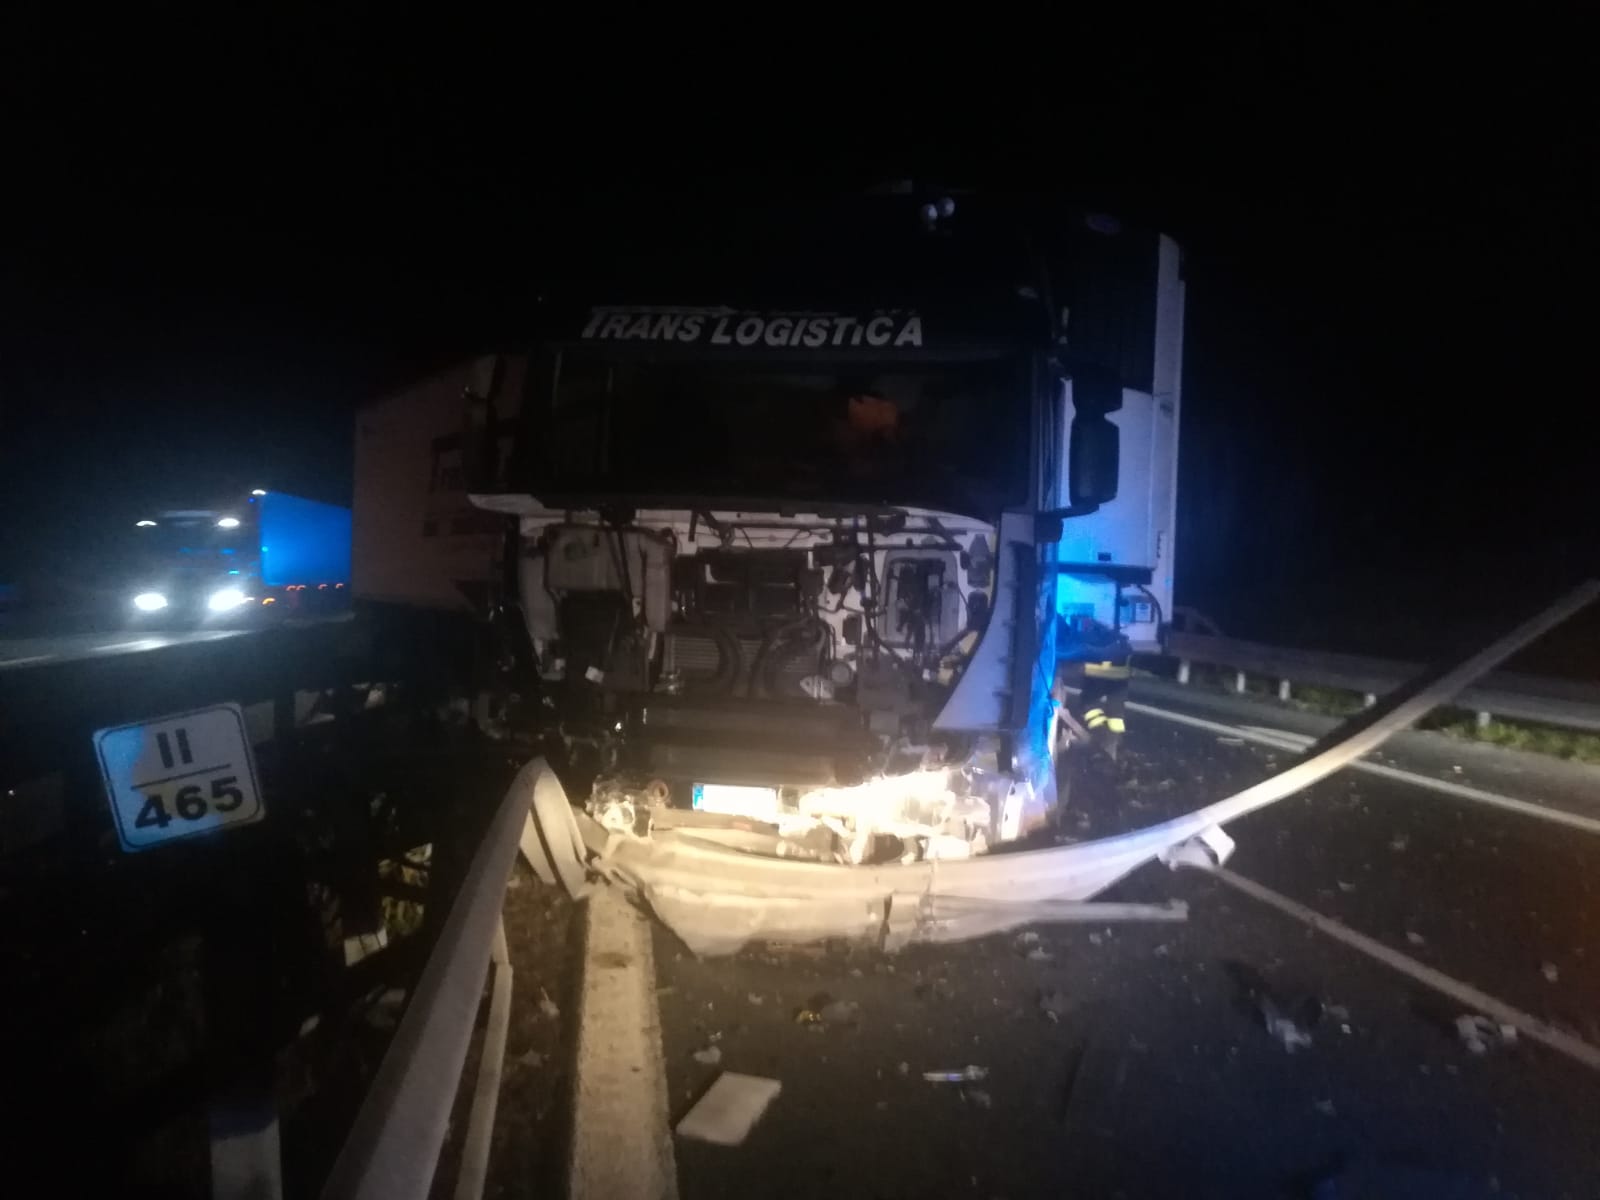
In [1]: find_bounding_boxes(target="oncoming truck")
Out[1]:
[125,490,352,622]
[452,191,1182,870]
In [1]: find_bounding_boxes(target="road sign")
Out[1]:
[93,703,265,851]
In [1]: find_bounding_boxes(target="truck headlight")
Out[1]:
[133,592,169,612]
[207,587,248,612]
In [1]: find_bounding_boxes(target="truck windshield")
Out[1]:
[515,352,1030,517]
[130,518,251,567]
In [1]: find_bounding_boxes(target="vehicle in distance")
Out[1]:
[126,490,351,623]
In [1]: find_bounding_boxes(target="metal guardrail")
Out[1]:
[1160,630,1600,734]
[322,758,535,1200]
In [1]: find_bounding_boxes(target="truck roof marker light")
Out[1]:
[318,583,328,589]
[228,569,240,575]
[216,516,241,529]
[261,597,276,605]
[251,489,267,496]
[136,519,157,527]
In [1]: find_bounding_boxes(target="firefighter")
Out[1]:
[1053,614,1132,761]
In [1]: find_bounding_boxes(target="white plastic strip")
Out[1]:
[568,889,678,1200]
[1129,701,1600,837]
[1206,866,1600,1074]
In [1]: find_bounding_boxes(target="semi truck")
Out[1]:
[125,490,352,623]
[366,189,1181,865]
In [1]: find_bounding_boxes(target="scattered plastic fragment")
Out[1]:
[676,1072,782,1146]
[365,987,406,1030]
[819,999,861,1025]
[1027,947,1054,962]
[794,993,859,1026]
[967,1089,993,1109]
[1456,1015,1518,1055]
[923,1066,988,1083]
[693,1044,723,1066]
[1038,989,1072,1022]
[1541,962,1560,983]
[1266,1014,1313,1053]
[538,988,560,1020]
[747,992,765,1005]
[1389,834,1409,852]
[1405,931,1426,946]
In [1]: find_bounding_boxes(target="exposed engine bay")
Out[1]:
[514,505,1040,864]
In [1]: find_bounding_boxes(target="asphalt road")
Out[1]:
[0,626,259,671]
[649,718,1600,1199]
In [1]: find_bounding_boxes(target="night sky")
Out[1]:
[3,23,1594,665]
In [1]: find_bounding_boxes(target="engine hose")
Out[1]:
[694,624,741,695]
[757,619,828,697]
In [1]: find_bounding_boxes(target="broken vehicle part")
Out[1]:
[516,583,1597,955]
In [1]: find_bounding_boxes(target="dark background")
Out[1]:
[2,20,1593,665]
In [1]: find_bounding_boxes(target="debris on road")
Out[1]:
[365,986,406,1030]
[1542,962,1560,983]
[1215,736,1245,746]
[1224,961,1320,1053]
[746,992,765,1005]
[923,1065,988,1083]
[794,993,860,1026]
[967,1089,994,1109]
[1389,834,1409,852]
[1405,931,1426,946]
[1456,1015,1518,1055]
[1314,1099,1337,1117]
[1265,1012,1314,1053]
[675,1072,782,1146]
[537,987,560,1020]
[693,1044,723,1067]
[1038,989,1073,1022]
[513,1048,545,1070]
[820,998,861,1025]
[1026,946,1054,962]
[1014,931,1040,949]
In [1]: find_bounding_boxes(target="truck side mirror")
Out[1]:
[1068,413,1119,507]
[1035,365,1122,541]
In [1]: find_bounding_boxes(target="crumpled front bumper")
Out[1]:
[514,583,1596,956]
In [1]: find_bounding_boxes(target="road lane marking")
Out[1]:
[92,638,170,652]
[1130,700,1600,837]
[1204,865,1600,1074]
[568,888,678,1200]
[0,654,53,667]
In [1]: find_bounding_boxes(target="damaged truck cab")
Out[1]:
[471,194,1182,868]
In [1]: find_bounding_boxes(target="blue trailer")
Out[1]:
[125,490,351,623]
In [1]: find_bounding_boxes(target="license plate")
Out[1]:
[93,703,265,851]
[692,783,781,821]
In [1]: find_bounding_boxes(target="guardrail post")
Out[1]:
[1177,659,1190,686]
[1234,670,1247,695]
[1277,679,1291,702]
[1476,710,1492,730]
